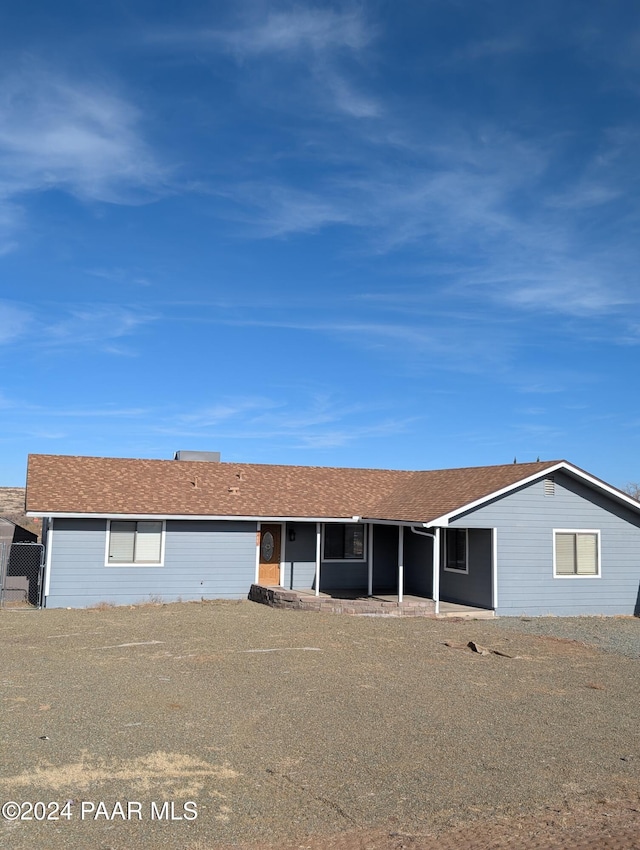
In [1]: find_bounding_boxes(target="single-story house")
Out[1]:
[25,453,640,616]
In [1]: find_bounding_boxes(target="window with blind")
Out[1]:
[107,521,164,565]
[553,530,600,577]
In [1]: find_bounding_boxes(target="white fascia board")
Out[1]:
[361,517,438,527]
[559,463,640,512]
[428,461,640,526]
[26,512,358,523]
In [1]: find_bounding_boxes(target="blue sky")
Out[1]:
[1,1,639,488]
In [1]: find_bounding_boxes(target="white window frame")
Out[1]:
[443,528,469,574]
[321,522,367,563]
[105,519,166,567]
[553,529,601,579]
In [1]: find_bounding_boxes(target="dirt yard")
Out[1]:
[1,601,638,850]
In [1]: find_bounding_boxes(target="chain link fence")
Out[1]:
[0,541,45,607]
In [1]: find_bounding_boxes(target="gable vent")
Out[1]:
[544,476,555,496]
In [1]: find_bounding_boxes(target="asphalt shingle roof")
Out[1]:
[26,454,562,523]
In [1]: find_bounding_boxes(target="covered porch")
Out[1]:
[254,520,496,616]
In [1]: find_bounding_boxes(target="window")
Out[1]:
[444,528,468,573]
[107,521,164,565]
[554,530,600,577]
[323,523,366,560]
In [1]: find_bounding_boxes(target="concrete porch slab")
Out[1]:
[437,601,495,619]
[249,585,494,619]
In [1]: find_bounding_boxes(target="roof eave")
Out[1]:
[26,511,362,522]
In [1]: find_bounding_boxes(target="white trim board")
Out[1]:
[552,528,602,579]
[27,512,361,523]
[103,519,167,568]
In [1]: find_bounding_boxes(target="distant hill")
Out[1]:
[0,488,41,539]
[0,488,26,513]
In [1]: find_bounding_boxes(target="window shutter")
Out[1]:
[109,521,136,562]
[576,533,597,575]
[555,533,575,575]
[135,521,162,562]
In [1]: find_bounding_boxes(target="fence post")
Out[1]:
[0,541,8,608]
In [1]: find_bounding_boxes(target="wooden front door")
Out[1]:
[258,524,282,586]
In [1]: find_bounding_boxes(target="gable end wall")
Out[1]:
[450,472,640,616]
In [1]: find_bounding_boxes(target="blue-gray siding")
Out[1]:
[404,528,433,597]
[45,519,257,608]
[450,472,640,616]
[370,524,397,592]
[283,522,317,590]
[439,528,492,609]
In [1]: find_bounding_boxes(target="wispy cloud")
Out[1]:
[217,182,355,236]
[154,392,414,452]
[0,64,166,203]
[151,7,372,58]
[214,117,640,321]
[0,62,168,248]
[226,6,370,56]
[323,71,381,118]
[176,398,277,427]
[0,301,32,344]
[147,5,379,120]
[47,405,149,418]
[0,303,156,355]
[164,304,515,377]
[451,35,527,63]
[144,7,640,327]
[86,268,153,287]
[42,305,156,351]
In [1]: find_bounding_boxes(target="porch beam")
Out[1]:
[315,522,321,597]
[398,525,404,605]
[433,527,440,615]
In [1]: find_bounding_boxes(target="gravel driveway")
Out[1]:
[1,601,638,850]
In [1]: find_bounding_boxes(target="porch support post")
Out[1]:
[43,518,53,602]
[491,527,498,611]
[397,525,404,605]
[315,522,321,597]
[433,527,440,615]
[280,522,286,588]
[254,522,261,584]
[367,523,373,597]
